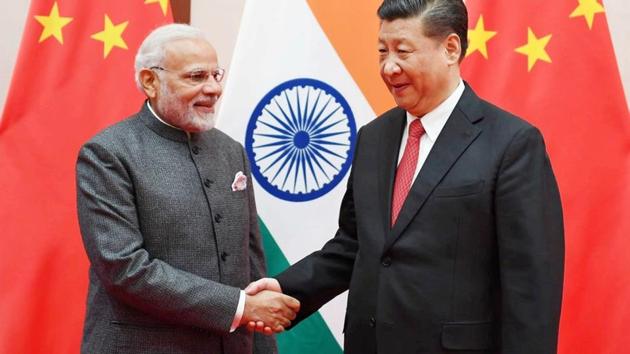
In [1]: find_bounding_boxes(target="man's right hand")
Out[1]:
[240,290,300,335]
[244,277,282,295]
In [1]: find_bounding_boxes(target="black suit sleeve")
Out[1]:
[495,126,564,354]
[275,128,363,325]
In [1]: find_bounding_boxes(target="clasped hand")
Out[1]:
[240,278,299,335]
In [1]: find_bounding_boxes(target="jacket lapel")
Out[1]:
[383,85,484,252]
[377,109,407,236]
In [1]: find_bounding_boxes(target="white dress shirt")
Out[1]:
[397,80,465,182]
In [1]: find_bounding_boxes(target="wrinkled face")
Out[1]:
[154,38,222,132]
[378,16,458,117]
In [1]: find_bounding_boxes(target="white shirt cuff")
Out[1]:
[229,290,246,332]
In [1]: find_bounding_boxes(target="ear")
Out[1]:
[443,33,462,65]
[139,68,160,99]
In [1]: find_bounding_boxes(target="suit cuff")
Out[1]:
[229,290,246,332]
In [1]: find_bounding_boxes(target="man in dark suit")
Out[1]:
[245,1,564,353]
[76,24,299,354]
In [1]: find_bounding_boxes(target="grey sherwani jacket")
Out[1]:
[76,103,276,354]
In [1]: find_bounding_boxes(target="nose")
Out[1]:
[201,79,222,96]
[381,58,401,77]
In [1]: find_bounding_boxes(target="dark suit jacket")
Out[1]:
[76,103,276,353]
[276,84,564,354]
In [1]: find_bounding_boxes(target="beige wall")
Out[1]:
[605,0,630,107]
[0,1,30,115]
[191,0,245,78]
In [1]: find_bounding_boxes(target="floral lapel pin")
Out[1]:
[231,171,247,191]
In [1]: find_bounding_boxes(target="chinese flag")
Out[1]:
[0,1,172,352]
[461,0,630,353]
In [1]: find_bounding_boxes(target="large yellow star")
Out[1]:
[34,2,73,44]
[466,15,497,59]
[515,27,552,72]
[145,0,169,16]
[570,0,605,29]
[91,15,129,58]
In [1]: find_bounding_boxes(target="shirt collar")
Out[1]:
[405,79,465,142]
[146,101,182,131]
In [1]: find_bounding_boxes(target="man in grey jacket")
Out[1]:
[76,24,298,354]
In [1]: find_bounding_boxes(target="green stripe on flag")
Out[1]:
[258,218,343,354]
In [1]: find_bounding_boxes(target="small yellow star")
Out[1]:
[145,0,169,16]
[91,14,129,58]
[570,0,605,29]
[34,2,73,44]
[466,15,497,59]
[515,27,552,72]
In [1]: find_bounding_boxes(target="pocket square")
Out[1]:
[231,171,247,191]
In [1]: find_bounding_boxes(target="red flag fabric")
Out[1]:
[0,1,172,352]
[461,0,630,353]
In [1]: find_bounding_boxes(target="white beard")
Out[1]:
[156,83,217,132]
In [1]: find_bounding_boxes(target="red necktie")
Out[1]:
[391,119,424,227]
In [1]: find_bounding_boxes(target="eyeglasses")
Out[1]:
[150,66,225,86]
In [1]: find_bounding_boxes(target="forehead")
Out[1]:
[163,37,217,69]
[378,16,429,43]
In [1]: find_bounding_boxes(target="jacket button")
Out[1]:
[369,317,376,327]
[192,146,200,155]
[381,257,391,267]
[214,214,222,223]
[220,251,228,261]
[204,178,213,188]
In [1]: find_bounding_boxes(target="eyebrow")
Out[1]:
[378,37,408,45]
[179,65,217,73]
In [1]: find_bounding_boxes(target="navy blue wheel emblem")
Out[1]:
[245,78,357,202]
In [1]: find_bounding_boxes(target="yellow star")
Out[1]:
[466,15,497,59]
[515,27,552,72]
[34,2,73,44]
[91,15,129,58]
[570,0,605,29]
[145,0,169,16]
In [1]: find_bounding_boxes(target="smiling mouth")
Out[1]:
[391,83,409,94]
[193,101,215,113]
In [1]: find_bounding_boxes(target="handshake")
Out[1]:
[240,278,298,335]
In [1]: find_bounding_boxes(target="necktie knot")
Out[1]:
[408,119,424,140]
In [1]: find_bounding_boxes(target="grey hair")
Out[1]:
[134,24,206,90]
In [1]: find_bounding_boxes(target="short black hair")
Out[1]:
[377,0,468,61]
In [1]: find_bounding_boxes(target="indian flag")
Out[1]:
[215,0,383,352]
